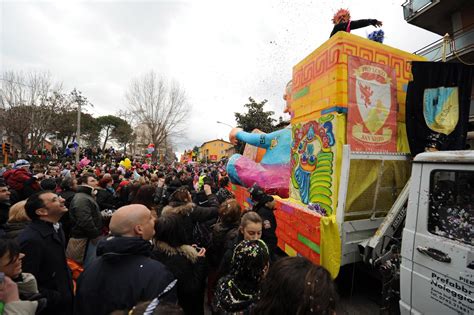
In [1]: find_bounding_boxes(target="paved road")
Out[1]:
[336,263,400,315]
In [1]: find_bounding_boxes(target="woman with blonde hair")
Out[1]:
[5,200,30,239]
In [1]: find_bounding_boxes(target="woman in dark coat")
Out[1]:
[4,200,30,240]
[132,184,158,213]
[206,199,241,306]
[151,213,207,315]
[161,184,219,246]
[96,177,117,210]
[208,199,241,269]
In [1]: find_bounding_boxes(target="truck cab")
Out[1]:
[400,151,474,314]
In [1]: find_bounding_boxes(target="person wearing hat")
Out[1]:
[248,183,278,261]
[3,159,43,203]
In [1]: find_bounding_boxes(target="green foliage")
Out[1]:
[234,97,276,133]
[113,120,135,154]
[233,97,277,153]
[51,110,101,148]
[96,115,133,151]
[79,113,101,147]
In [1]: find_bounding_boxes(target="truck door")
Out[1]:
[410,164,474,314]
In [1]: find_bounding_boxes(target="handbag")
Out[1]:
[66,238,88,265]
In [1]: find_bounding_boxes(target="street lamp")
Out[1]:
[216,121,234,128]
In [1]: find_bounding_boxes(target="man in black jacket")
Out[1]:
[18,191,74,315]
[67,173,102,267]
[74,204,177,315]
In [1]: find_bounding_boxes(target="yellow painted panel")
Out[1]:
[308,89,322,103]
[333,92,347,107]
[321,82,337,100]
[291,100,306,115]
[284,244,298,256]
[310,73,330,90]
[313,99,330,113]
[397,122,410,153]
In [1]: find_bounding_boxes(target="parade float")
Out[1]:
[227,31,426,278]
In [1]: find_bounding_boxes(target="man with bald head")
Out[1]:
[74,205,177,315]
[109,204,156,240]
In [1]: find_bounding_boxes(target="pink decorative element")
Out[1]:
[233,156,291,198]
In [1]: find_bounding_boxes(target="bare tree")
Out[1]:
[0,70,68,152]
[125,71,190,159]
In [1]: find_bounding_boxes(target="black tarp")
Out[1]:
[405,61,473,156]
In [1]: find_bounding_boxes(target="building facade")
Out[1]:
[200,139,234,162]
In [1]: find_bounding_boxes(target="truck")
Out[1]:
[399,151,473,314]
[340,148,473,314]
[226,32,473,314]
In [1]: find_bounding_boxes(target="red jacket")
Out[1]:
[3,168,41,198]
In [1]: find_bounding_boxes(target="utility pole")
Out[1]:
[75,100,81,164]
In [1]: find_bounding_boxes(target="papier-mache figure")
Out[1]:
[330,8,382,38]
[226,82,294,198]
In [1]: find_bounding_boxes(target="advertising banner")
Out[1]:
[348,56,397,152]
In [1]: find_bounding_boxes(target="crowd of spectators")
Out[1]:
[0,156,337,315]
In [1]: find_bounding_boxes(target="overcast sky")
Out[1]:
[1,0,441,153]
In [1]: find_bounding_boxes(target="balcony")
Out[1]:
[413,23,474,63]
[402,0,469,35]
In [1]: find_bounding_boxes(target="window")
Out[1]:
[428,170,474,246]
